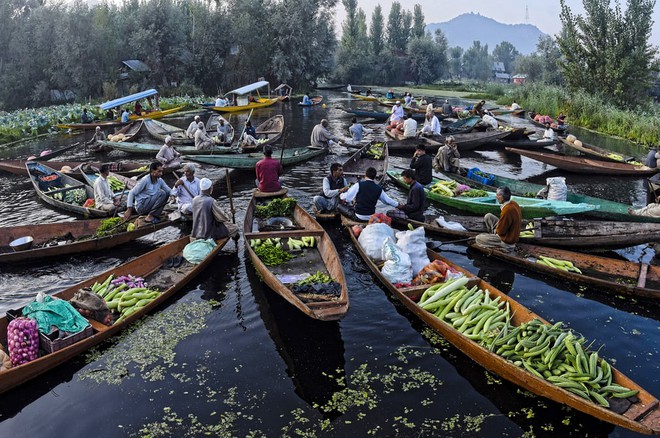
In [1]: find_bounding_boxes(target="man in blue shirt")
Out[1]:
[123,161,174,223]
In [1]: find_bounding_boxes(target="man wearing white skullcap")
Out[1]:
[156,134,181,170]
[186,115,202,138]
[86,125,107,151]
[191,177,239,240]
[171,163,200,215]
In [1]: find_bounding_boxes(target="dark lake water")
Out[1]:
[0,92,658,437]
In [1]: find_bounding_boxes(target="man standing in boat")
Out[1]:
[474,186,522,252]
[338,167,398,221]
[311,119,343,148]
[313,162,349,214]
[123,161,174,224]
[255,145,283,193]
[191,178,238,240]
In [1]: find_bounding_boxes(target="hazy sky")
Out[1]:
[335,1,660,47]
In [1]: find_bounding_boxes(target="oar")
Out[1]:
[226,168,236,224]
[172,170,196,199]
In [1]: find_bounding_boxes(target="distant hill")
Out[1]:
[426,13,546,56]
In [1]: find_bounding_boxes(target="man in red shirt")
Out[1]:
[255,145,283,192]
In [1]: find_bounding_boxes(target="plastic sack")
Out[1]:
[395,226,431,276]
[381,238,412,284]
[435,216,467,231]
[182,238,217,264]
[546,177,567,201]
[482,114,498,130]
[358,223,396,261]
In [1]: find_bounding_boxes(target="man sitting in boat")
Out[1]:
[386,89,395,99]
[94,164,124,213]
[255,146,283,193]
[410,144,433,186]
[215,96,228,107]
[472,100,486,117]
[311,119,343,148]
[302,93,312,105]
[441,99,453,116]
[86,126,107,152]
[402,113,418,138]
[121,108,130,123]
[123,161,174,224]
[171,163,200,216]
[241,120,258,148]
[386,169,426,222]
[542,122,556,141]
[215,118,231,143]
[186,115,201,139]
[474,186,522,252]
[338,167,398,221]
[347,117,372,145]
[81,108,94,124]
[105,108,115,120]
[386,101,405,131]
[420,112,441,136]
[134,100,143,116]
[156,135,182,170]
[434,136,462,174]
[644,146,658,168]
[404,92,413,106]
[191,178,238,241]
[313,162,349,214]
[194,122,215,151]
[511,100,521,111]
[557,113,566,128]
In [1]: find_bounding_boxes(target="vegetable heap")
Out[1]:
[94,217,128,237]
[429,180,486,198]
[103,175,125,192]
[519,222,535,238]
[91,274,161,324]
[251,239,294,266]
[364,142,385,159]
[535,255,582,273]
[7,317,39,366]
[64,188,87,205]
[295,271,332,286]
[255,198,297,218]
[287,236,315,250]
[292,271,341,297]
[417,277,637,407]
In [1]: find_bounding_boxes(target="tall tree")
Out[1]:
[336,0,369,83]
[386,1,408,52]
[559,0,659,107]
[462,41,490,81]
[514,54,544,82]
[492,41,520,74]
[448,46,463,79]
[536,35,563,85]
[369,4,385,57]
[407,36,442,84]
[411,4,425,39]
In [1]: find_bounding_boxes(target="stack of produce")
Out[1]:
[90,274,161,323]
[519,222,535,238]
[6,318,39,366]
[63,188,87,205]
[429,180,485,197]
[250,239,294,266]
[365,142,385,159]
[255,198,297,218]
[94,217,129,237]
[291,271,341,297]
[535,256,582,273]
[417,277,638,407]
[286,236,315,250]
[104,175,125,192]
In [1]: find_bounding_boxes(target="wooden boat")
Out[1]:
[451,167,660,223]
[492,138,557,149]
[0,160,147,179]
[342,108,426,122]
[506,148,659,176]
[385,130,511,152]
[209,98,279,113]
[273,83,292,101]
[489,107,525,117]
[55,120,127,130]
[184,146,326,169]
[204,114,235,146]
[527,113,568,135]
[27,142,79,161]
[558,137,639,164]
[0,235,229,394]
[341,216,660,435]
[470,241,660,300]
[298,96,323,106]
[389,214,660,251]
[97,140,234,155]
[106,119,143,142]
[143,118,194,145]
[26,161,108,218]
[128,105,185,120]
[350,93,379,102]
[243,192,349,320]
[254,115,285,147]
[387,170,599,219]
[0,216,173,264]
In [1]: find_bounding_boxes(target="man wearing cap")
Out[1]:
[156,135,182,170]
[171,163,200,215]
[387,101,405,131]
[191,178,239,240]
[94,164,124,212]
[420,112,441,136]
[434,136,462,174]
[187,115,202,138]
[86,126,107,151]
[215,117,231,144]
[441,99,453,116]
[124,161,174,224]
[310,119,342,149]
[194,121,215,150]
[255,145,283,192]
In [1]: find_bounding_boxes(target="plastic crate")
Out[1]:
[467,167,495,186]
[6,308,93,354]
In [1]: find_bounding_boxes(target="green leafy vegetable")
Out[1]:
[255,198,297,218]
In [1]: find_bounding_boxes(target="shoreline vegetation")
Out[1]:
[1,84,659,147]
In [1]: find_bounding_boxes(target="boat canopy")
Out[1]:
[225,81,270,96]
[100,89,158,110]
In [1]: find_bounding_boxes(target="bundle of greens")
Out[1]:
[94,217,128,237]
[255,198,297,218]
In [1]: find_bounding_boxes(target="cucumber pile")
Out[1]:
[90,274,161,324]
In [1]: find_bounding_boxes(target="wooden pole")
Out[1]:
[226,168,235,223]
[237,108,254,148]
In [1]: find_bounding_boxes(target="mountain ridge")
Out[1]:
[426,13,547,56]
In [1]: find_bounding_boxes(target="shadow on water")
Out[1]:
[243,248,346,419]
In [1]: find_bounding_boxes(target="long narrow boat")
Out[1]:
[184,146,326,169]
[80,168,137,194]
[209,98,279,113]
[0,160,147,179]
[490,107,525,117]
[350,93,379,102]
[103,119,144,143]
[97,140,234,155]
[387,170,599,219]
[254,115,285,147]
[341,216,660,434]
[342,108,427,122]
[31,142,79,161]
[203,114,235,146]
[298,96,323,106]
[385,130,510,152]
[388,214,660,251]
[143,118,193,145]
[0,235,228,394]
[0,217,173,264]
[558,137,638,164]
[506,148,659,176]
[128,105,185,120]
[492,138,557,149]
[469,241,660,300]
[243,192,349,320]
[447,167,660,223]
[55,120,127,130]
[527,113,568,135]
[26,161,108,218]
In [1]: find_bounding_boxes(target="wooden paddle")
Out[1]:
[172,170,196,199]
[226,168,235,224]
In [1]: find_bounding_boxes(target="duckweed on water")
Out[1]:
[81,301,214,384]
